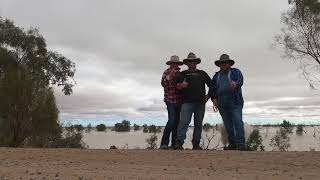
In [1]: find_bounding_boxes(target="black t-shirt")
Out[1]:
[176,69,212,103]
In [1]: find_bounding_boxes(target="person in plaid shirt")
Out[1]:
[160,55,183,149]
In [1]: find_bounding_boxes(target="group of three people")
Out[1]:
[160,52,245,150]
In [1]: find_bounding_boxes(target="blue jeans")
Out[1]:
[160,102,181,146]
[218,104,245,145]
[176,103,205,146]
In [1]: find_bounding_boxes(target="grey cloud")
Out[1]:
[1,0,319,123]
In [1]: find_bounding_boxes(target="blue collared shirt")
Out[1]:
[210,68,244,106]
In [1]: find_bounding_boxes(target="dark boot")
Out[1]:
[192,145,203,150]
[223,144,237,150]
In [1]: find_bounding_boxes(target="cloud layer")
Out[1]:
[1,0,320,125]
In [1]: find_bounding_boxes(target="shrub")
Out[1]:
[148,125,161,133]
[85,123,93,133]
[146,134,158,149]
[110,145,118,149]
[246,129,265,151]
[23,125,87,148]
[280,120,293,134]
[142,124,148,133]
[73,124,84,132]
[114,120,131,132]
[203,123,212,132]
[96,124,107,132]
[133,124,141,131]
[270,127,291,151]
[296,124,304,136]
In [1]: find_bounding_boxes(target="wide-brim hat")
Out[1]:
[166,55,183,65]
[183,52,201,64]
[215,54,235,67]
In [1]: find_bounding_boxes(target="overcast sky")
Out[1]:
[1,0,320,125]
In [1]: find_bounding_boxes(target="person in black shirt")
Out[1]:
[174,52,212,150]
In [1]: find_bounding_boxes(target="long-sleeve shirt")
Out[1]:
[210,68,244,106]
[161,68,182,104]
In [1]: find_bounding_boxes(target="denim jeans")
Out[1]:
[218,104,245,145]
[176,103,205,146]
[160,102,181,146]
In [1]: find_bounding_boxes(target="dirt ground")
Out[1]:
[0,148,320,180]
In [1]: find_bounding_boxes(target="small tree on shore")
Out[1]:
[146,134,157,149]
[142,124,148,133]
[280,120,294,134]
[296,124,304,135]
[148,125,161,133]
[270,127,291,151]
[203,123,212,132]
[246,129,265,151]
[133,124,141,131]
[96,124,107,132]
[114,120,131,132]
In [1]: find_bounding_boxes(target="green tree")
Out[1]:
[203,123,212,132]
[296,124,305,135]
[280,120,294,134]
[0,17,76,147]
[114,120,131,132]
[276,0,320,89]
[148,125,161,133]
[133,124,141,131]
[146,134,158,149]
[246,129,265,151]
[270,127,291,151]
[0,18,75,94]
[96,124,107,132]
[142,124,148,133]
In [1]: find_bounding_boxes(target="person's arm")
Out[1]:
[230,68,243,90]
[176,72,187,90]
[210,73,218,100]
[234,68,243,87]
[161,71,168,87]
[204,71,213,102]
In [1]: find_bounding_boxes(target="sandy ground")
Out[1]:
[0,148,320,180]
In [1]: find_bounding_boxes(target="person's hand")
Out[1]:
[230,81,237,90]
[212,99,218,112]
[180,78,188,89]
[166,69,177,80]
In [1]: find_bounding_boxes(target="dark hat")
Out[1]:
[183,52,201,64]
[215,54,235,67]
[166,55,183,65]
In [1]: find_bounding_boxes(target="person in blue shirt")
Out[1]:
[211,54,246,150]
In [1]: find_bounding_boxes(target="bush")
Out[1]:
[73,124,84,132]
[280,120,293,134]
[133,124,141,131]
[296,124,304,135]
[110,145,118,149]
[146,134,158,149]
[203,123,212,132]
[85,123,93,133]
[270,127,291,151]
[23,125,87,148]
[114,120,131,132]
[96,124,107,132]
[142,124,148,133]
[246,129,265,151]
[148,125,161,133]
